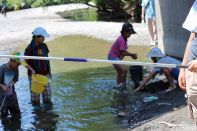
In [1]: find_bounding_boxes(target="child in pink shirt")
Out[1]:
[108,22,138,88]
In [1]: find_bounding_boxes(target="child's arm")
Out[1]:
[24,63,35,75]
[179,32,195,90]
[120,50,138,59]
[0,83,8,92]
[133,71,158,93]
[8,81,16,88]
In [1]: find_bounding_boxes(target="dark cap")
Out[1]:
[122,22,137,34]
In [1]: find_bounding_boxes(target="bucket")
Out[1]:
[129,66,143,87]
[31,82,45,94]
[31,74,48,94]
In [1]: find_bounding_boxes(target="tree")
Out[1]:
[76,0,142,22]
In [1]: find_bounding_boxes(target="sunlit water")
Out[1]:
[7,34,153,131]
[0,50,138,130]
[0,47,186,130]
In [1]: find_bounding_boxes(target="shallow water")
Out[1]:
[14,35,151,130]
[0,36,186,130]
[0,63,138,130]
[57,8,128,22]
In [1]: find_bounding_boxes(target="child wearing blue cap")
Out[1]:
[24,27,52,106]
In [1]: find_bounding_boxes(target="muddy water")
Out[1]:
[0,36,186,130]
[0,63,138,130]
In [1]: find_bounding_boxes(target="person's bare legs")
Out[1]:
[1,6,6,17]
[114,64,127,86]
[152,19,158,44]
[147,18,154,45]
[162,68,176,91]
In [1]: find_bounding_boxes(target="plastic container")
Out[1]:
[31,74,48,94]
[31,82,45,94]
[143,96,158,102]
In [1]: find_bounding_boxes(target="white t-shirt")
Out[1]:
[183,0,197,32]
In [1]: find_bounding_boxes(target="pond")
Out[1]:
[0,36,185,130]
[56,8,130,22]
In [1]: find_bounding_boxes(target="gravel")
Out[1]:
[0,3,149,51]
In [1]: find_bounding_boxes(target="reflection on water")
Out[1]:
[1,116,21,130]
[57,8,128,22]
[51,67,122,130]
[0,51,134,130]
[31,104,59,130]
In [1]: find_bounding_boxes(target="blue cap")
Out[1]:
[32,27,50,38]
[146,47,164,58]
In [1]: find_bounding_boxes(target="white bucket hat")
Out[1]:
[32,27,50,38]
[146,47,164,58]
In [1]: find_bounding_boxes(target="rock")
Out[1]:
[118,111,127,117]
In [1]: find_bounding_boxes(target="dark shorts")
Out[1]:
[1,103,20,118]
[0,93,20,118]
[170,68,180,80]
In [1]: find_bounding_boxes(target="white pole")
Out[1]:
[0,55,187,68]
[0,55,64,61]
[87,59,177,68]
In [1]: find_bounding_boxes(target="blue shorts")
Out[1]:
[170,68,180,80]
[108,56,120,61]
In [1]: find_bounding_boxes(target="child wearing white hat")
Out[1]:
[133,47,181,92]
[24,27,52,105]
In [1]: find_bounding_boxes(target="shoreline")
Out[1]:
[0,3,194,131]
[0,4,149,52]
[131,106,195,131]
